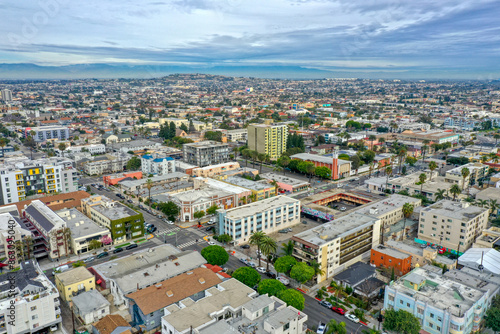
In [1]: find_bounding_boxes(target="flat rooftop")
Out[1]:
[55,266,94,286]
[225,176,273,191]
[373,245,410,260]
[184,140,228,149]
[171,186,234,202]
[421,200,488,221]
[391,266,484,317]
[260,172,310,187]
[199,178,250,195]
[92,201,141,220]
[119,172,188,188]
[292,212,379,247]
[355,194,420,217]
[56,208,108,239]
[221,196,299,220]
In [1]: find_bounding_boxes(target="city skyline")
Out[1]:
[1,0,499,79]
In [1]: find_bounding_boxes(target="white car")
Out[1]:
[277,276,290,285]
[317,322,326,334]
[345,313,360,323]
[256,267,266,273]
[166,220,174,225]
[208,241,216,245]
[340,207,347,211]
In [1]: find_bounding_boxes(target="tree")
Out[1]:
[402,203,414,241]
[260,236,278,271]
[145,178,154,206]
[278,155,291,175]
[274,255,297,273]
[258,153,267,173]
[232,267,261,288]
[350,155,361,174]
[277,289,305,311]
[406,156,417,166]
[309,260,325,278]
[0,138,6,157]
[281,240,294,256]
[305,162,316,182]
[217,234,232,244]
[204,131,224,142]
[418,173,427,194]
[158,201,180,221]
[242,148,251,167]
[126,156,141,170]
[435,188,447,201]
[193,211,205,220]
[290,262,315,284]
[383,309,420,334]
[385,166,393,192]
[201,245,229,265]
[257,279,286,297]
[179,123,188,132]
[315,166,332,179]
[206,204,219,215]
[326,319,346,334]
[485,307,500,333]
[461,167,470,191]
[428,161,438,181]
[368,135,377,150]
[88,239,102,250]
[449,184,461,201]
[169,121,176,139]
[249,231,267,266]
[58,142,67,156]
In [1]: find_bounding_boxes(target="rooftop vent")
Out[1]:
[166,290,173,297]
[199,278,205,284]
[186,271,193,275]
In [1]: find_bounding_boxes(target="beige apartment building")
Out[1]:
[291,212,381,283]
[418,200,489,252]
[248,124,288,160]
[444,162,489,188]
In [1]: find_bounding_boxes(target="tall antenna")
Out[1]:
[478,251,484,272]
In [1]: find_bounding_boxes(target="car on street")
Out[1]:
[317,322,326,334]
[240,244,250,249]
[208,241,216,245]
[277,276,290,285]
[126,244,138,250]
[340,207,346,211]
[239,258,248,264]
[113,248,124,254]
[96,252,108,259]
[345,313,360,323]
[127,199,133,203]
[247,261,256,268]
[265,271,277,278]
[166,220,174,225]
[206,226,214,231]
[319,300,332,308]
[83,256,95,263]
[256,267,266,273]
[332,306,346,315]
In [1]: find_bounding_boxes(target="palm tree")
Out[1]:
[368,135,377,150]
[428,161,438,181]
[418,173,427,194]
[58,142,67,157]
[435,188,446,201]
[326,319,347,334]
[279,155,290,175]
[257,153,266,173]
[145,178,154,206]
[490,199,500,217]
[450,184,461,201]
[461,167,470,191]
[232,146,239,160]
[309,260,325,279]
[398,148,407,174]
[0,138,6,157]
[260,236,277,272]
[62,227,72,258]
[475,199,489,208]
[270,180,279,196]
[249,193,257,203]
[402,203,414,241]
[368,162,374,178]
[421,145,429,162]
[251,150,258,169]
[281,240,294,256]
[305,163,316,183]
[249,231,266,266]
[242,148,251,167]
[385,166,393,192]
[494,133,500,145]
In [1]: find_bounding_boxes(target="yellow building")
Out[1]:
[55,267,96,302]
[247,124,288,160]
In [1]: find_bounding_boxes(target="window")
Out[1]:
[32,315,38,320]
[284,323,290,330]
[400,300,403,304]
[417,308,424,314]
[31,306,37,311]
[430,313,434,318]
[407,303,410,307]
[388,295,395,301]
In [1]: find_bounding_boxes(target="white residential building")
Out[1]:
[23,126,70,142]
[217,196,301,245]
[67,144,106,155]
[141,154,175,176]
[0,260,62,334]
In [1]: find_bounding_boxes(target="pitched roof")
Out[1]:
[333,262,376,286]
[93,315,130,334]
[125,267,221,315]
[2,191,91,216]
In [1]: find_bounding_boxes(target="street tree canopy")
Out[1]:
[274,256,297,274]
[257,279,286,297]
[200,245,229,266]
[277,289,305,310]
[157,201,180,221]
[290,262,315,284]
[232,267,261,288]
[383,309,420,334]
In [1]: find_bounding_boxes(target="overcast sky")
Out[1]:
[1,0,499,79]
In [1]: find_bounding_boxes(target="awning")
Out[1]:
[96,279,102,284]
[0,263,8,268]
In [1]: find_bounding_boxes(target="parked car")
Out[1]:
[96,252,108,259]
[319,300,332,308]
[332,306,345,315]
[265,271,277,278]
[340,207,347,211]
[208,241,216,245]
[113,248,124,254]
[83,257,95,264]
[206,226,214,231]
[239,258,248,264]
[317,322,326,334]
[277,276,290,285]
[127,199,133,203]
[345,313,360,323]
[166,220,174,225]
[240,244,250,249]
[247,262,256,268]
[126,244,138,250]
[256,267,266,273]
[278,229,289,233]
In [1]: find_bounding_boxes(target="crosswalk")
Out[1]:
[154,226,180,236]
[177,239,204,249]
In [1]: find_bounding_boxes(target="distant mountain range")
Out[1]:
[0,63,337,80]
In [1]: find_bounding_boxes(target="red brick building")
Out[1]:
[370,245,412,276]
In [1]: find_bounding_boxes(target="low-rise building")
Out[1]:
[0,260,62,333]
[55,266,96,302]
[224,176,276,201]
[141,154,175,176]
[418,200,489,253]
[56,208,111,255]
[370,245,412,276]
[291,212,381,283]
[183,140,230,167]
[161,279,308,334]
[92,314,132,334]
[67,144,106,155]
[81,153,131,176]
[226,128,248,142]
[192,162,241,178]
[473,226,500,248]
[291,152,352,179]
[444,163,489,189]
[71,289,110,325]
[384,266,490,334]
[81,195,144,244]
[217,196,301,245]
[260,172,309,194]
[88,244,206,307]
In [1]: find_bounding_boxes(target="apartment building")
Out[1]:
[217,196,300,245]
[23,200,70,260]
[248,124,288,160]
[226,128,248,142]
[183,141,230,167]
[161,279,308,334]
[54,266,96,302]
[443,117,478,131]
[291,213,381,283]
[67,144,106,155]
[141,154,175,176]
[0,89,12,102]
[418,200,489,253]
[81,195,144,244]
[0,260,62,334]
[56,208,111,255]
[81,153,131,175]
[0,157,78,205]
[191,162,241,178]
[23,125,70,142]
[384,266,490,334]
[444,163,489,188]
[0,209,31,267]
